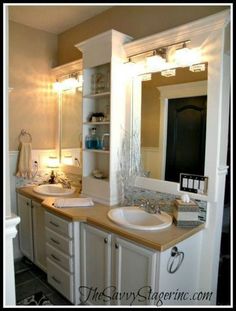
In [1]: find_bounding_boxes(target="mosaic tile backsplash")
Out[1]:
[122,186,207,223]
[15,169,82,191]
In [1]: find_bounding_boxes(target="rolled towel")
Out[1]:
[54,197,94,208]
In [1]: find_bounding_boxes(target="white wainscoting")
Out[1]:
[9,149,56,259]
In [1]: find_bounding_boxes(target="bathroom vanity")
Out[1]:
[16,187,204,306]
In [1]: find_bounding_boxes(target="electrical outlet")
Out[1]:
[180,173,208,195]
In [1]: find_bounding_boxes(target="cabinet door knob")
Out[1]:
[26,202,30,206]
[115,243,119,249]
[104,238,108,244]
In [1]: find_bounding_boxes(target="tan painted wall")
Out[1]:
[9,21,58,151]
[58,5,228,65]
[141,66,208,148]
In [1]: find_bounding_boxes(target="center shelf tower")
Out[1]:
[75,30,133,205]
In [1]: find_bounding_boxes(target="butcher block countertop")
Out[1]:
[17,186,205,252]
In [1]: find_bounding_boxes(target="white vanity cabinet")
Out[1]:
[80,223,112,305]
[80,223,157,306]
[45,211,80,305]
[113,236,158,306]
[80,223,202,306]
[17,194,47,272]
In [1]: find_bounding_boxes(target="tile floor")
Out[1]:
[14,257,73,306]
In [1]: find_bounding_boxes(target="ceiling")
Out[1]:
[8,5,113,34]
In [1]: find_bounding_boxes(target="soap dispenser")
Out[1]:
[85,127,99,149]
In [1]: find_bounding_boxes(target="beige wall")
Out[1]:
[141,67,208,148]
[58,5,228,65]
[9,21,58,151]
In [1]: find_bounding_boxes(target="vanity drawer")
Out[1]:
[46,243,73,272]
[45,211,73,238]
[47,258,74,303]
[46,228,73,255]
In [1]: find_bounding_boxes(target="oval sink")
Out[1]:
[33,184,75,196]
[107,206,172,231]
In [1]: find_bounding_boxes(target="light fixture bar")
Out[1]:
[127,40,191,60]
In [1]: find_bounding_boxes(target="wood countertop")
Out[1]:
[17,186,205,252]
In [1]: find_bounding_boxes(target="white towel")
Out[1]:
[54,197,94,208]
[16,142,33,179]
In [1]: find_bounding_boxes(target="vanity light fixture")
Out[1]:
[161,68,176,77]
[146,48,166,71]
[189,63,206,72]
[126,40,193,73]
[47,156,59,168]
[53,72,83,92]
[61,76,80,91]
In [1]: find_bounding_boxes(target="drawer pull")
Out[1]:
[52,276,61,284]
[51,254,61,262]
[49,221,59,227]
[50,238,60,245]
[104,238,108,244]
[115,243,119,249]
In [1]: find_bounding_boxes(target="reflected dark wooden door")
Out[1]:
[165,96,207,182]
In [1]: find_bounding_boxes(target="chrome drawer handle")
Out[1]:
[50,238,60,245]
[52,276,61,284]
[51,254,61,262]
[49,221,59,227]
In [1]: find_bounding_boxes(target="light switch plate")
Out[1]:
[180,173,208,195]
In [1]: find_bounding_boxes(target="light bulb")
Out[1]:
[53,81,62,92]
[61,77,80,91]
[146,54,166,71]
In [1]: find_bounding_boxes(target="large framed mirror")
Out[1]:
[131,63,209,198]
[52,59,83,173]
[60,87,82,169]
[126,10,230,202]
[138,66,208,182]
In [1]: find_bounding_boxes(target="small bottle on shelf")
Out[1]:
[85,127,100,149]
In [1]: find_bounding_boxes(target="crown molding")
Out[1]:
[51,59,83,77]
[124,9,230,57]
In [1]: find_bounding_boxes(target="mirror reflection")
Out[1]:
[140,65,208,182]
[61,88,82,167]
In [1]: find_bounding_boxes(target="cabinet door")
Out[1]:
[17,194,34,261]
[32,201,47,272]
[114,236,158,306]
[80,224,112,305]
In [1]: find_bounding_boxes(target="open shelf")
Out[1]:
[83,149,110,154]
[83,92,110,99]
[83,122,110,125]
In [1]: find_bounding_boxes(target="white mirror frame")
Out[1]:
[124,10,230,203]
[51,59,83,174]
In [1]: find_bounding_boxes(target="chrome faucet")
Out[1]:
[139,198,161,214]
[57,176,72,189]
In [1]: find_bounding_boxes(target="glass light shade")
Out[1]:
[124,60,137,77]
[61,77,80,91]
[175,47,201,67]
[146,54,166,71]
[161,68,176,77]
[53,81,62,92]
[47,156,59,168]
[63,155,73,165]
[189,63,206,72]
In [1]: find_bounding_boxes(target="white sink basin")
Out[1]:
[107,206,172,231]
[33,184,75,196]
